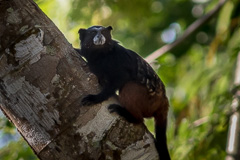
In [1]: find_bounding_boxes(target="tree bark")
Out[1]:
[0,0,159,159]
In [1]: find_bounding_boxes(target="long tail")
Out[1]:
[154,117,171,160]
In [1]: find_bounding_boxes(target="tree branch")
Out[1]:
[0,0,158,159]
[145,0,228,63]
[226,52,240,160]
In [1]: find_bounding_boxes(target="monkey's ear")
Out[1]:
[107,26,113,31]
[78,28,86,35]
[78,28,86,40]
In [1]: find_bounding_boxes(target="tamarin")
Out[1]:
[75,25,170,160]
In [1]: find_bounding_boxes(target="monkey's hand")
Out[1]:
[82,87,116,106]
[81,94,102,106]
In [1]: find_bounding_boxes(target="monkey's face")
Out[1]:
[79,26,113,48]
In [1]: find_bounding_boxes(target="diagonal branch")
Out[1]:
[145,0,228,63]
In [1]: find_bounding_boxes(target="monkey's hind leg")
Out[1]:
[108,104,141,123]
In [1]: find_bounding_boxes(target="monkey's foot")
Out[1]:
[108,104,140,123]
[81,94,102,106]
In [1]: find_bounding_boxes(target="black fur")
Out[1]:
[155,123,171,160]
[108,104,140,123]
[77,26,138,104]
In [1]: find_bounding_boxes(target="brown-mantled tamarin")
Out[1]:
[75,25,170,160]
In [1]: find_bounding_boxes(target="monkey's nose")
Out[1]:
[93,34,106,45]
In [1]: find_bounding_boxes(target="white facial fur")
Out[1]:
[92,27,106,45]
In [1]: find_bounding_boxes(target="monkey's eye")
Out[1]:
[102,30,107,34]
[90,30,97,34]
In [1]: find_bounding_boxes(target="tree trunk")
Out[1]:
[0,0,159,159]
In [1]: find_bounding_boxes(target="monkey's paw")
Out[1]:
[108,104,141,123]
[81,94,100,106]
[108,104,122,113]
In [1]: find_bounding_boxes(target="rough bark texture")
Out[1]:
[0,0,159,159]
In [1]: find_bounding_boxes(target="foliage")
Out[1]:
[0,113,37,160]
[1,0,240,159]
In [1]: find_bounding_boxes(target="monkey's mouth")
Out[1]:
[93,35,106,45]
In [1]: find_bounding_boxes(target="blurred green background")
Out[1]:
[1,0,240,159]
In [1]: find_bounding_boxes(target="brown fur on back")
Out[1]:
[119,82,169,123]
